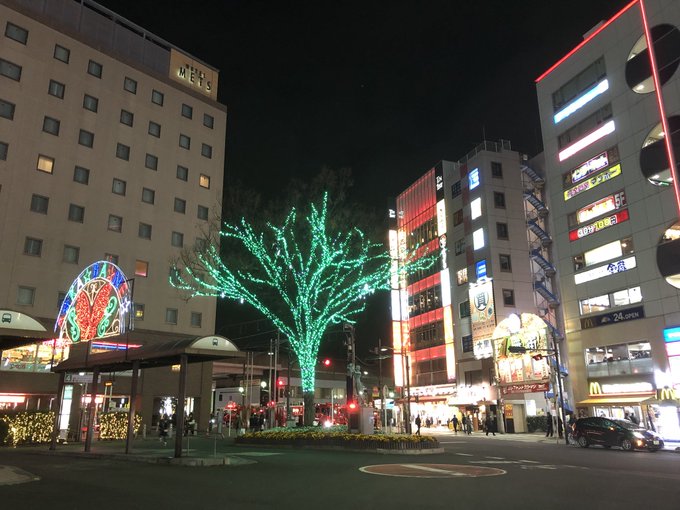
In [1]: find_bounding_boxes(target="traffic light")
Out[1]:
[348,401,358,411]
[322,358,331,367]
[532,354,544,361]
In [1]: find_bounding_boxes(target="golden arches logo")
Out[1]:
[589,381,602,395]
[657,387,677,401]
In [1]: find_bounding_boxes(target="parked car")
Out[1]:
[572,417,664,452]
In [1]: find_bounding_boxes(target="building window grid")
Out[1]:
[68,204,85,223]
[87,60,102,78]
[17,286,35,306]
[5,22,28,44]
[48,80,65,99]
[197,205,209,220]
[0,99,15,120]
[78,130,94,148]
[151,89,164,105]
[181,104,193,119]
[116,143,130,161]
[493,192,506,209]
[199,174,211,189]
[63,245,80,264]
[201,143,212,158]
[83,94,98,112]
[203,113,214,128]
[37,155,54,174]
[123,77,137,94]
[0,58,22,81]
[23,237,43,256]
[120,110,133,126]
[496,222,509,239]
[42,116,60,135]
[148,121,161,138]
[177,165,188,181]
[54,45,70,63]
[108,215,123,233]
[190,312,202,328]
[499,254,512,272]
[179,134,191,149]
[502,288,515,306]
[165,308,178,324]
[112,178,126,196]
[138,222,152,240]
[30,194,49,214]
[73,166,89,184]
[0,141,8,160]
[142,188,155,204]
[145,153,158,171]
[174,198,186,214]
[491,161,503,178]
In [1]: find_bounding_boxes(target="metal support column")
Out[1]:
[125,360,140,454]
[49,372,65,451]
[84,367,99,452]
[174,354,188,458]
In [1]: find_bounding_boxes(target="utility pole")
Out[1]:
[377,338,386,430]
[344,324,356,404]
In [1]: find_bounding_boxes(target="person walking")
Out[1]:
[546,413,554,437]
[158,414,169,446]
[452,414,459,434]
[485,415,496,436]
[414,415,422,436]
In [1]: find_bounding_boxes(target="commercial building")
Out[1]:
[390,141,555,432]
[0,0,227,436]
[535,0,680,438]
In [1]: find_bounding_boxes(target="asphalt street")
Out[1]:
[1,431,679,510]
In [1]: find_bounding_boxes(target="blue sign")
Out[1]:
[664,326,680,343]
[469,168,480,190]
[475,259,487,279]
[580,305,644,330]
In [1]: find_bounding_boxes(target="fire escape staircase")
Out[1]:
[531,249,556,277]
[533,280,560,307]
[527,220,552,247]
[521,164,545,187]
[524,192,549,217]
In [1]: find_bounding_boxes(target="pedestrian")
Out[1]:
[452,415,459,434]
[186,412,196,436]
[630,413,640,426]
[546,414,554,437]
[414,415,421,436]
[158,414,169,446]
[466,415,473,435]
[258,413,265,431]
[485,415,496,436]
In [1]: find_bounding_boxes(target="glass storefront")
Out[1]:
[1,339,70,372]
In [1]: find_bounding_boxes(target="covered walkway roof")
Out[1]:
[0,309,53,351]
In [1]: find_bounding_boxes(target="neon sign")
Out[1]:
[55,261,133,343]
[574,256,636,285]
[554,79,609,124]
[576,190,626,224]
[569,209,629,241]
[664,327,680,343]
[558,120,615,162]
[469,168,480,190]
[564,163,621,201]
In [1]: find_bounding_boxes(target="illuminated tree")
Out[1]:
[171,194,432,425]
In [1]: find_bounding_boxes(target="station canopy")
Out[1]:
[0,309,54,351]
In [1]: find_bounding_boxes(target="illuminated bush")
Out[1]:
[99,412,142,440]
[0,411,54,447]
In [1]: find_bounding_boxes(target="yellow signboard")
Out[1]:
[169,49,219,99]
[564,164,621,201]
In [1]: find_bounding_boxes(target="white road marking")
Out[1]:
[400,464,466,476]
[485,456,505,459]
[440,441,468,444]
[518,460,540,463]
[520,464,558,470]
[455,453,474,456]
[470,460,521,464]
[235,452,284,456]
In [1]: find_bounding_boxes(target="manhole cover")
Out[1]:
[359,463,506,478]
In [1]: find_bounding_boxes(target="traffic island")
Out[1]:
[235,428,442,454]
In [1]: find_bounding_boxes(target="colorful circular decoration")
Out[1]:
[55,261,132,343]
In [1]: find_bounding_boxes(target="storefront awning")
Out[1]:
[578,396,653,405]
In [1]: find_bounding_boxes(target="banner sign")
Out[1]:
[580,305,644,330]
[576,190,626,224]
[564,164,621,201]
[563,146,619,187]
[470,280,496,342]
[569,209,629,241]
[501,382,550,395]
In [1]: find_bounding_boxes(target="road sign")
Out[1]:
[64,374,101,384]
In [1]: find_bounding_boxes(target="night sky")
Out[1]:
[96,0,626,357]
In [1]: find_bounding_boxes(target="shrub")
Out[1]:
[236,429,439,449]
[0,411,55,446]
[527,415,549,433]
[99,412,142,440]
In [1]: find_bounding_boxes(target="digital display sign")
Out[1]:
[564,163,621,201]
[574,256,636,285]
[569,209,629,241]
[469,168,480,190]
[576,190,626,224]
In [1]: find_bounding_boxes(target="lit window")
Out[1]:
[104,253,119,264]
[135,260,149,277]
[30,194,49,214]
[116,143,130,160]
[151,89,164,105]
[73,166,89,184]
[470,197,482,220]
[456,268,468,285]
[68,204,84,223]
[83,94,98,112]
[148,121,161,137]
[174,198,186,214]
[142,188,155,204]
[181,104,193,118]
[145,153,158,170]
[203,113,214,128]
[63,245,79,264]
[0,58,22,81]
[108,214,123,233]
[197,205,209,220]
[134,303,144,320]
[468,168,480,189]
[179,134,190,149]
[165,308,178,324]
[17,286,35,306]
[123,77,137,94]
[171,231,184,247]
[0,98,15,120]
[5,22,28,44]
[138,223,152,240]
[37,155,54,174]
[87,60,102,78]
[201,143,212,158]
[48,80,65,98]
[199,174,210,189]
[120,110,133,126]
[177,165,188,181]
[112,178,126,196]
[473,228,485,250]
[53,44,70,63]
[190,312,202,327]
[42,116,60,135]
[78,129,94,148]
[23,237,43,256]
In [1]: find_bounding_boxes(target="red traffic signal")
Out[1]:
[348,401,359,412]
[322,358,331,367]
[532,354,544,361]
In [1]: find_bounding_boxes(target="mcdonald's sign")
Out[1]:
[657,387,678,402]
[589,381,603,395]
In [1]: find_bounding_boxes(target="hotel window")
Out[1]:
[63,245,79,264]
[197,205,209,220]
[104,253,119,264]
[552,57,606,111]
[0,141,7,160]
[17,286,35,306]
[573,237,634,271]
[73,166,89,184]
[453,209,463,226]
[123,76,137,94]
[491,161,503,178]
[165,308,178,325]
[0,98,15,120]
[120,109,133,126]
[37,155,54,174]
[142,187,155,204]
[190,312,202,327]
[48,79,65,98]
[145,153,158,171]
[53,44,70,63]
[179,134,191,149]
[134,303,145,320]
[5,22,28,44]
[456,268,468,285]
[558,104,612,149]
[174,198,186,214]
[108,214,123,232]
[87,60,102,78]
[148,121,161,138]
[451,180,462,198]
[496,222,509,239]
[201,143,212,158]
[493,192,506,208]
[499,254,512,272]
[43,116,60,135]
[203,113,214,128]
[502,288,515,306]
[138,222,152,240]
[68,204,84,223]
[112,178,126,196]
[78,130,94,148]
[116,143,130,160]
[135,260,149,277]
[30,194,49,214]
[0,58,22,81]
[83,94,98,112]
[199,174,210,189]
[177,165,188,181]
[454,238,466,255]
[151,89,164,106]
[459,300,471,318]
[181,104,193,119]
[171,231,184,247]
[470,197,482,220]
[23,237,43,256]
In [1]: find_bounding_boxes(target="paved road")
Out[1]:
[1,432,679,510]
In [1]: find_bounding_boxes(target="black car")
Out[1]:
[572,417,664,451]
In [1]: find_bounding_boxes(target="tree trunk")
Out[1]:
[303,391,315,426]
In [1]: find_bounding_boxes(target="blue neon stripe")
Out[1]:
[554,79,609,124]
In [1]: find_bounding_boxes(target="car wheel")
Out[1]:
[621,438,633,451]
[578,435,589,448]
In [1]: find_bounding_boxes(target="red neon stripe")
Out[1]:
[640,0,680,215]
[536,0,639,83]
